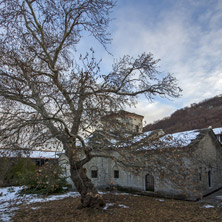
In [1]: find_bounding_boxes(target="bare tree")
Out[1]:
[0,0,181,208]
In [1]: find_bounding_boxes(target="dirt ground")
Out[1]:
[13,193,222,222]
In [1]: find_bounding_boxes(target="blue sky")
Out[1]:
[77,0,222,124]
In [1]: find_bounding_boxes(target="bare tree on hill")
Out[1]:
[144,95,222,134]
[0,0,181,208]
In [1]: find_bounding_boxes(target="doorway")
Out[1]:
[145,174,154,191]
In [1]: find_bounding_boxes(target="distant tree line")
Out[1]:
[144,95,222,133]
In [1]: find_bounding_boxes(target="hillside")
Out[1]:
[143,95,222,134]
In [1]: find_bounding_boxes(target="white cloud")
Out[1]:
[109,1,222,123]
[128,101,175,125]
[76,1,222,124]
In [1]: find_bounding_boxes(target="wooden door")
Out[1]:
[145,174,154,191]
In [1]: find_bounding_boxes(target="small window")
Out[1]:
[91,170,98,178]
[135,125,139,133]
[208,171,212,187]
[35,159,46,166]
[114,170,119,178]
[41,159,45,165]
[35,159,40,166]
[199,168,202,181]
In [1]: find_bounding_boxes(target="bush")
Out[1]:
[0,158,36,186]
[0,157,12,186]
[22,162,68,195]
[7,158,37,186]
[0,157,68,195]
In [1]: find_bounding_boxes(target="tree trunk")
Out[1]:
[70,164,105,209]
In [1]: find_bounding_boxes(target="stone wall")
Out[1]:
[59,130,222,200]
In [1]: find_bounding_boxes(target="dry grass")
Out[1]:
[13,193,222,222]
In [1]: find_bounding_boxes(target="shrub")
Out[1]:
[22,162,68,195]
[0,158,36,187]
[7,158,37,186]
[0,157,68,195]
[0,157,12,186]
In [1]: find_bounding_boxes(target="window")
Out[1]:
[199,168,202,181]
[35,159,45,166]
[35,159,41,166]
[91,170,98,178]
[135,125,139,133]
[208,170,212,187]
[114,170,119,178]
[41,159,45,165]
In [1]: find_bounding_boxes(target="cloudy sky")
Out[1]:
[78,0,222,124]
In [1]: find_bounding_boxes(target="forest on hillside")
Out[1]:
[143,95,222,133]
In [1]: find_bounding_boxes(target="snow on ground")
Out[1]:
[202,204,215,208]
[1,186,220,221]
[103,203,129,210]
[99,191,139,197]
[99,191,131,195]
[0,187,136,221]
[103,203,114,210]
[156,198,165,202]
[118,204,129,208]
[0,186,79,222]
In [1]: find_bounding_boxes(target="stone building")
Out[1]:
[60,111,222,200]
[0,149,60,186]
[0,149,59,166]
[101,110,144,133]
[77,128,222,200]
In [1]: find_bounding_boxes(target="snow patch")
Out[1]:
[156,198,165,202]
[131,131,153,143]
[157,130,200,148]
[31,206,41,210]
[0,149,61,159]
[213,128,222,135]
[203,204,215,208]
[98,191,132,196]
[136,129,200,151]
[103,203,129,210]
[0,186,79,222]
[118,204,129,208]
[103,203,114,210]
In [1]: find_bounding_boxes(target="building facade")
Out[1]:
[59,111,222,200]
[79,128,222,200]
